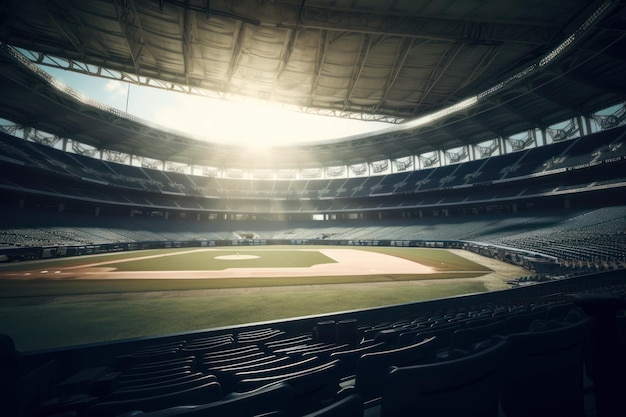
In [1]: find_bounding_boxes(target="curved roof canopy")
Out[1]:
[0,0,625,169]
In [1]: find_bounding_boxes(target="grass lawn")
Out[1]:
[0,281,487,351]
[0,246,495,351]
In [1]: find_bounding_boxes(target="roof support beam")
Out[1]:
[42,0,85,57]
[308,29,329,107]
[414,42,464,113]
[273,27,298,92]
[40,0,112,61]
[344,33,373,110]
[113,0,146,72]
[373,37,419,114]
[225,21,246,93]
[277,3,558,45]
[182,0,195,83]
[445,43,504,103]
[275,0,306,85]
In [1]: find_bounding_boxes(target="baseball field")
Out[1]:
[0,245,527,351]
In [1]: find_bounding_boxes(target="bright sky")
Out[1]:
[42,67,391,148]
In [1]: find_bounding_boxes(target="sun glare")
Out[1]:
[40,66,390,148]
[152,92,389,147]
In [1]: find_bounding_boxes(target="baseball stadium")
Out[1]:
[1,1,626,416]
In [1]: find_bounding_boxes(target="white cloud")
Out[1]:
[104,80,128,97]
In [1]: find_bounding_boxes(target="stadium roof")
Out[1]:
[0,0,625,169]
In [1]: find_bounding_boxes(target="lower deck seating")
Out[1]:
[500,319,591,417]
[130,382,296,417]
[380,337,508,417]
[7,272,626,417]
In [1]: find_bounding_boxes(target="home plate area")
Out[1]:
[214,254,260,260]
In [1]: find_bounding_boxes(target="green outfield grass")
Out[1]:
[0,248,178,272]
[0,246,496,351]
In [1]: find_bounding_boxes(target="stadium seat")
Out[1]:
[87,380,221,417]
[499,319,592,417]
[503,310,545,334]
[350,336,437,405]
[449,320,505,352]
[117,368,195,389]
[115,381,295,417]
[181,334,234,355]
[299,344,351,358]
[114,343,187,371]
[314,320,337,344]
[237,328,286,344]
[235,359,336,391]
[119,356,196,377]
[236,359,343,415]
[335,319,359,346]
[225,356,323,393]
[379,337,508,417]
[301,393,363,417]
[105,374,218,402]
[203,351,268,368]
[329,341,388,377]
[264,334,314,350]
[396,323,460,350]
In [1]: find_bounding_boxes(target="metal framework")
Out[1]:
[0,0,624,171]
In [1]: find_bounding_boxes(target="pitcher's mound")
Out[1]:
[214,254,260,260]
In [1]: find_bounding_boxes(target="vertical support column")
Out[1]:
[576,115,586,137]
[584,114,593,135]
[498,136,506,155]
[539,127,548,146]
